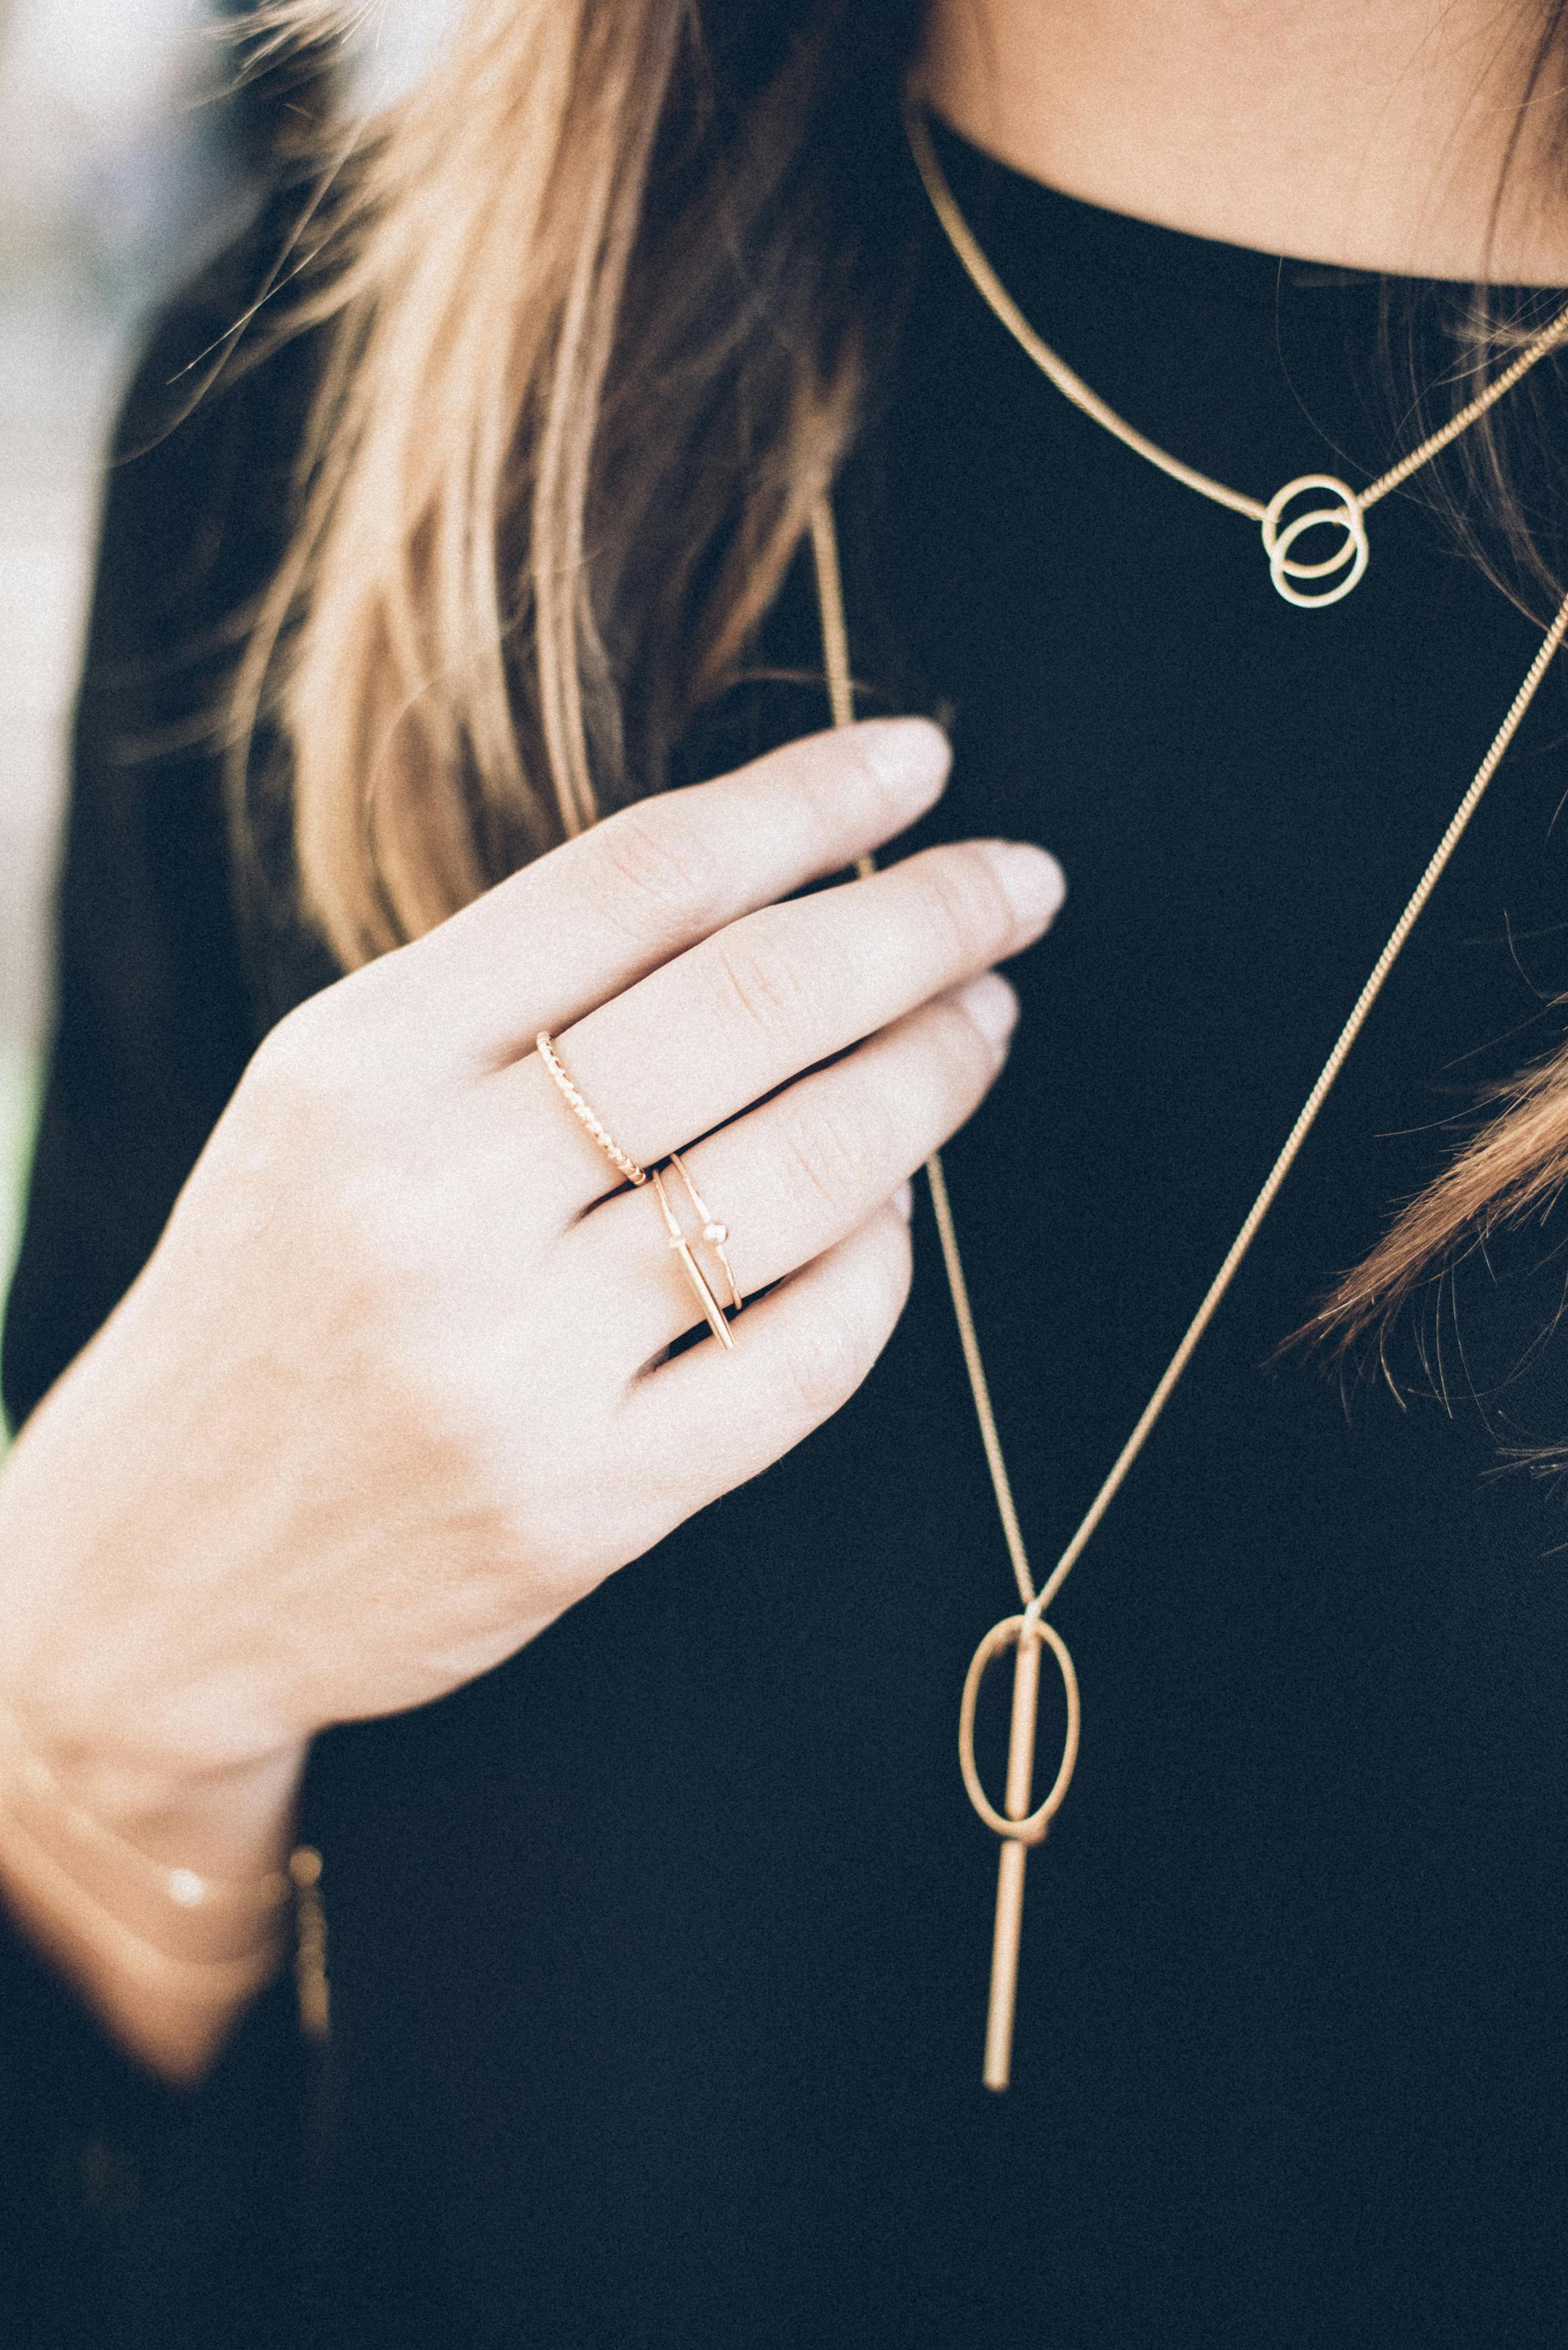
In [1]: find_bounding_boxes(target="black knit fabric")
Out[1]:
[5,124,1568,2348]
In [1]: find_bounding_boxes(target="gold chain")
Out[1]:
[807,499,1568,2089]
[905,100,1568,608]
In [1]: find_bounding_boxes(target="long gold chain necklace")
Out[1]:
[905,99,1568,608]
[807,182,1568,2081]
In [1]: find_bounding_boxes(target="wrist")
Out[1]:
[0,1699,307,2083]
[0,1365,314,1812]
[0,1795,293,2082]
[0,1689,305,1893]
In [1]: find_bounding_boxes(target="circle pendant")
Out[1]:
[1260,474,1369,608]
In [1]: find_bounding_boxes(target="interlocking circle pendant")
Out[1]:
[1260,474,1369,608]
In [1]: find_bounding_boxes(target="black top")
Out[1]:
[7,124,1568,2350]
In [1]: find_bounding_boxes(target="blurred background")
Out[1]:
[0,1,444,1431]
[0,0,262,1372]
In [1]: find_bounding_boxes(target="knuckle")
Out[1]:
[239,986,394,1164]
[703,913,813,1046]
[779,1088,895,1213]
[794,728,902,839]
[251,960,393,1092]
[589,799,722,941]
[916,846,1016,966]
[248,997,340,1107]
[929,994,1001,1096]
[782,1227,910,1421]
[781,1295,875,1420]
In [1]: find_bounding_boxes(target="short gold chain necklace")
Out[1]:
[807,160,1568,2080]
[905,99,1568,608]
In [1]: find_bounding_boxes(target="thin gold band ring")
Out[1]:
[667,1152,742,1313]
[650,1166,736,1350]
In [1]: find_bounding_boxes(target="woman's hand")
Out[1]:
[0,718,1061,2043]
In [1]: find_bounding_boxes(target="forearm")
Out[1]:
[0,1293,313,2081]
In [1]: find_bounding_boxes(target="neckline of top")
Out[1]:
[922,113,1556,316]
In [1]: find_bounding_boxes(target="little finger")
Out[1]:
[616,1203,914,1520]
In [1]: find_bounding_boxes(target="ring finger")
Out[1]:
[508,837,1063,1213]
[579,968,1020,1369]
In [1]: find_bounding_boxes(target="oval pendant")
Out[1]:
[959,1611,1080,1846]
[1261,473,1369,607]
[959,1612,1081,2090]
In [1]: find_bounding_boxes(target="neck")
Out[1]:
[920,1,1568,283]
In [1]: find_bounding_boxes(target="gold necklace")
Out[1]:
[905,100,1568,608]
[807,496,1568,2091]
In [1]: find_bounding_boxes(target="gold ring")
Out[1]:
[535,1032,646,1186]
[667,1152,742,1313]
[650,1165,736,1350]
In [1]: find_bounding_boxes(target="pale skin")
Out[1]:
[0,719,1059,2075]
[3,0,1567,2083]
[924,0,1568,283]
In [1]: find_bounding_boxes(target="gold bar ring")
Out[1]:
[535,1032,646,1187]
[650,1166,735,1350]
[667,1151,742,1314]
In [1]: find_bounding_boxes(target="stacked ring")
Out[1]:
[535,1033,646,1186]
[650,1166,738,1350]
[534,1033,741,1351]
[667,1152,742,1313]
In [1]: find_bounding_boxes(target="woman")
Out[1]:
[4,0,1568,2339]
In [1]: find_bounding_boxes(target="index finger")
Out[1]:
[389,718,951,1064]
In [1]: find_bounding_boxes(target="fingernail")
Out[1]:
[959,970,1020,1051]
[893,1179,915,1221]
[983,841,1067,935]
[852,717,952,808]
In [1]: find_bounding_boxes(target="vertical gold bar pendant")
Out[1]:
[985,1842,1029,2089]
[959,1612,1082,2092]
[983,1628,1041,2089]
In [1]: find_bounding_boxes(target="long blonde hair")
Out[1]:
[246,0,1568,1333]
[240,0,912,963]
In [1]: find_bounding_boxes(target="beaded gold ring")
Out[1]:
[535,1032,646,1187]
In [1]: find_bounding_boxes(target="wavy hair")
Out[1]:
[239,0,918,963]
[246,0,1568,1335]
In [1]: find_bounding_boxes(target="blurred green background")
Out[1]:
[1,1040,36,1324]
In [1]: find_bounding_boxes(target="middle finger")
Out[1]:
[515,837,1063,1204]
